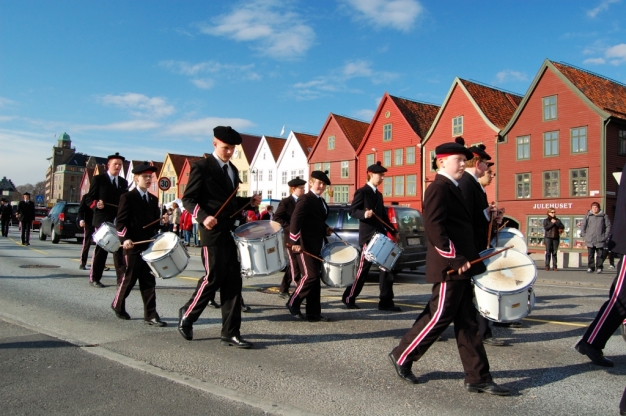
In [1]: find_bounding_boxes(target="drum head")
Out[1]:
[499,227,523,238]
[474,248,536,293]
[142,232,178,260]
[491,231,527,254]
[322,242,358,264]
[235,220,282,239]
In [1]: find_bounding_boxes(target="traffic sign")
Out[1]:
[35,195,44,204]
[158,177,171,191]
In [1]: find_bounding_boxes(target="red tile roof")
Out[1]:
[333,114,369,150]
[552,61,626,120]
[240,133,262,164]
[264,136,287,161]
[167,153,200,176]
[389,95,440,138]
[459,79,523,129]
[150,161,163,174]
[293,132,317,156]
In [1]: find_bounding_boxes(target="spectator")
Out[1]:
[191,215,199,247]
[260,205,274,220]
[582,202,612,274]
[170,202,181,236]
[180,208,193,246]
[543,209,564,271]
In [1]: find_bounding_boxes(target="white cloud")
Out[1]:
[606,43,626,64]
[493,70,528,84]
[0,96,15,107]
[583,57,607,65]
[0,129,54,185]
[159,60,261,88]
[98,93,175,119]
[197,1,315,59]
[0,115,16,122]
[162,117,256,137]
[342,0,424,32]
[191,78,215,90]
[73,120,161,132]
[587,0,620,18]
[353,109,375,121]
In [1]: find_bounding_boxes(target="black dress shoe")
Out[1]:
[286,302,304,319]
[575,340,614,367]
[178,307,193,341]
[104,267,111,271]
[379,305,402,312]
[208,299,220,308]
[78,264,86,270]
[26,242,30,246]
[508,321,523,328]
[90,281,105,288]
[482,337,506,346]
[111,305,130,320]
[465,381,510,396]
[342,301,360,309]
[242,305,252,313]
[277,291,290,299]
[221,335,253,349]
[388,353,419,384]
[306,314,330,322]
[144,317,167,327]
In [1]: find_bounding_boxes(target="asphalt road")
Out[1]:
[1,226,625,415]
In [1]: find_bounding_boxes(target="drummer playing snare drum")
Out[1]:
[341,161,400,311]
[112,162,166,326]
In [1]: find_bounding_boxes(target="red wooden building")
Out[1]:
[308,113,369,203]
[356,93,439,209]
[422,78,522,205]
[177,156,204,199]
[498,59,626,253]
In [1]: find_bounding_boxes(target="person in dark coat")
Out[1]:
[177,126,261,348]
[543,209,564,271]
[111,163,166,326]
[388,138,509,396]
[77,194,94,270]
[287,170,333,322]
[17,192,35,245]
[0,198,12,237]
[260,205,274,220]
[85,153,128,287]
[341,161,400,311]
[273,177,306,298]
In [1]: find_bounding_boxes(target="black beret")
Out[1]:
[107,152,125,161]
[310,170,331,185]
[132,162,157,175]
[288,177,306,187]
[435,137,473,161]
[23,192,31,196]
[486,162,495,167]
[367,161,387,174]
[467,144,492,160]
[213,126,242,145]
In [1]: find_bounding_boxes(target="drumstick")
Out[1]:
[213,186,239,219]
[486,209,494,250]
[286,243,324,262]
[366,208,395,232]
[143,217,162,229]
[446,246,513,275]
[498,220,509,232]
[330,228,349,246]
[132,239,156,245]
[230,200,252,218]
[105,203,118,208]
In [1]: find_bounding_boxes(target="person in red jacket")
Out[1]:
[180,209,193,246]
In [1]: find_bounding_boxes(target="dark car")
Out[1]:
[32,206,49,230]
[39,201,81,243]
[326,204,427,273]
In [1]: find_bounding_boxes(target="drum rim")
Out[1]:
[321,242,359,264]
[234,220,282,239]
[141,232,182,261]
[474,248,537,294]
[499,227,524,238]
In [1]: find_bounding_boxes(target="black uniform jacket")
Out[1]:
[116,189,161,255]
[609,162,626,255]
[77,194,93,227]
[274,195,297,242]
[423,174,486,283]
[349,184,391,246]
[458,171,490,252]
[289,191,328,256]
[86,173,128,227]
[17,200,35,222]
[182,154,250,246]
[1,204,13,220]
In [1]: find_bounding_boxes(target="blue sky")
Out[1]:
[1,0,626,186]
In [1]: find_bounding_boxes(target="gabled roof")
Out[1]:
[389,95,440,138]
[264,136,287,162]
[150,161,163,174]
[63,153,91,167]
[182,156,203,170]
[0,176,17,192]
[293,132,317,156]
[240,133,262,164]
[333,114,369,150]
[165,153,198,176]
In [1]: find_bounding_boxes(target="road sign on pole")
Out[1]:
[35,195,44,205]
[158,177,171,191]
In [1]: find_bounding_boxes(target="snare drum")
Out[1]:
[321,242,359,287]
[491,227,527,254]
[233,220,287,277]
[363,232,402,272]
[141,232,189,279]
[93,222,121,253]
[473,248,537,322]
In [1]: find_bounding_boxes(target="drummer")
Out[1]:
[178,126,261,348]
[274,177,307,299]
[111,162,166,326]
[85,152,128,288]
[388,138,510,395]
[287,170,333,322]
[342,161,400,311]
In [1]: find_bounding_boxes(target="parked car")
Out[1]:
[32,206,49,230]
[39,201,81,243]
[325,204,427,273]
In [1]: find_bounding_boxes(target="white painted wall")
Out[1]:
[275,131,309,199]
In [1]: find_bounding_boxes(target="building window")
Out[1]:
[516,173,531,199]
[452,116,463,136]
[242,191,248,197]
[570,168,588,197]
[263,153,266,160]
[394,176,404,196]
[543,131,559,157]
[571,127,587,153]
[333,185,349,203]
[383,124,392,142]
[366,154,375,167]
[252,170,258,182]
[341,161,349,178]
[268,170,273,181]
[406,174,416,196]
[171,177,176,187]
[289,170,296,179]
[429,150,436,171]
[281,191,287,198]
[328,135,335,150]
[516,136,530,160]
[258,170,263,182]
[323,162,330,178]
[406,146,415,164]
[383,177,392,197]
[291,150,295,158]
[267,190,272,199]
[619,130,626,155]
[242,171,248,184]
[314,163,321,171]
[281,171,287,185]
[394,148,403,166]
[383,150,391,167]
[543,170,559,198]
[543,95,557,121]
[298,169,304,178]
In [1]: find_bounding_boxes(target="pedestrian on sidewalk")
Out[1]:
[543,209,564,271]
[581,202,611,274]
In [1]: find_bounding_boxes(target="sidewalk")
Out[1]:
[529,252,615,288]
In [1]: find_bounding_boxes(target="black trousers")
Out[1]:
[1,218,9,236]
[21,221,32,244]
[582,257,626,350]
[544,238,559,268]
[79,226,94,266]
[587,246,606,271]
[390,279,492,384]
[288,251,322,316]
[477,313,494,339]
[181,243,242,338]
[112,252,158,320]
[342,243,395,306]
[279,249,301,294]
[90,245,125,284]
